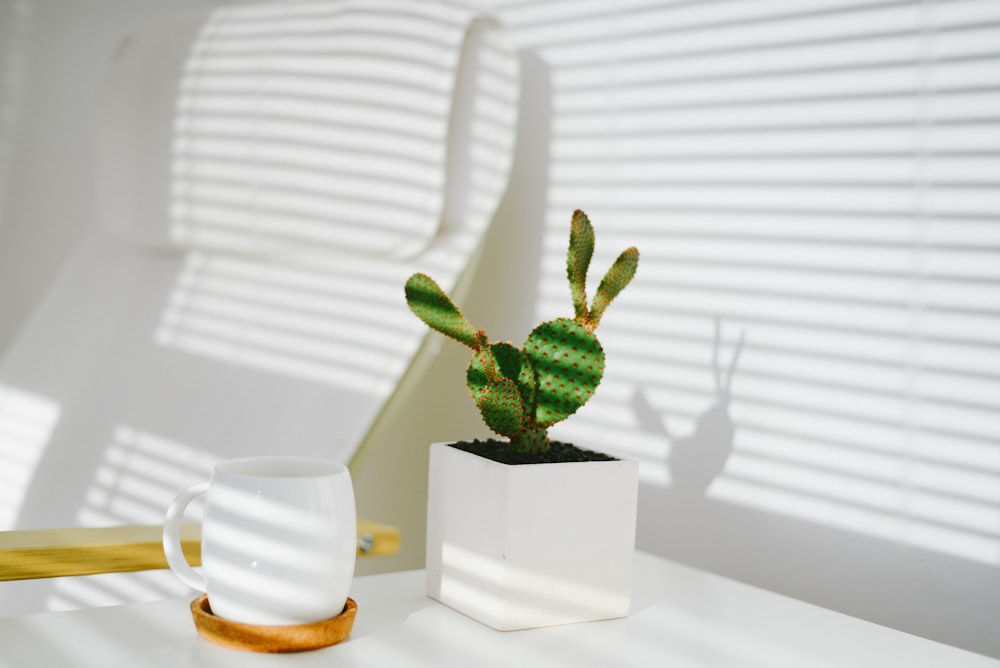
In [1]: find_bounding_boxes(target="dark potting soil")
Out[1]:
[447,438,618,465]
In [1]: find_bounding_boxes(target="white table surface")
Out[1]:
[0,551,995,668]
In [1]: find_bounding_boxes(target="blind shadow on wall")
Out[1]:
[493,0,1000,656]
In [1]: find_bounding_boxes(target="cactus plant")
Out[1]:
[405,210,638,453]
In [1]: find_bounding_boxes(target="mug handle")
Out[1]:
[163,481,209,592]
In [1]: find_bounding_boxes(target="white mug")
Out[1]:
[163,456,356,626]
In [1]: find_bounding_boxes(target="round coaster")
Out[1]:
[190,595,357,653]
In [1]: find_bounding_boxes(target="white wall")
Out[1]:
[0,0,253,351]
[1,0,998,659]
[480,0,1000,658]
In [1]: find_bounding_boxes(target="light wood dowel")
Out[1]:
[0,519,400,582]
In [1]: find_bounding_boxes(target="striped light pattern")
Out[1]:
[491,0,1000,566]
[157,0,519,430]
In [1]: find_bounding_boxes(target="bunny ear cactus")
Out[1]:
[404,210,638,453]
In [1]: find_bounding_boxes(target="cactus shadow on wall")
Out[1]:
[632,317,745,500]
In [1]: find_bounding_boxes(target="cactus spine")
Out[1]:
[404,210,638,453]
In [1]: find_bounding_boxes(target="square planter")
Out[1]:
[425,442,639,631]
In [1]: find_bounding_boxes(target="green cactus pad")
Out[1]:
[589,246,639,328]
[523,318,605,427]
[495,342,537,408]
[405,273,479,349]
[474,379,528,439]
[467,343,535,416]
[567,210,595,322]
[467,345,529,438]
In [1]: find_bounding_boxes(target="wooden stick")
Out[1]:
[0,519,400,582]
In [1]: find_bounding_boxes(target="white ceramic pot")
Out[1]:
[425,442,639,631]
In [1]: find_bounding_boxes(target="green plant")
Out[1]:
[405,210,639,453]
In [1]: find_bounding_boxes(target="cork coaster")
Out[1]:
[190,595,357,653]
